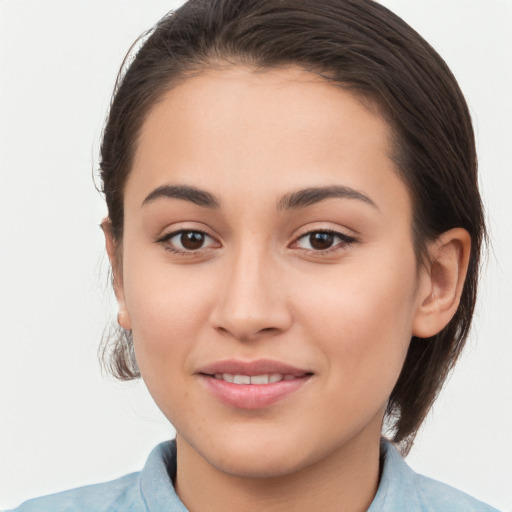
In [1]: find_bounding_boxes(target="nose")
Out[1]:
[209,246,292,341]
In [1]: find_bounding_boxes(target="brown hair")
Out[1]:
[99,0,485,454]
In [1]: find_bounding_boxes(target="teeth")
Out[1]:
[250,374,269,385]
[233,374,251,384]
[214,373,294,385]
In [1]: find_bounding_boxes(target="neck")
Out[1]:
[175,431,382,512]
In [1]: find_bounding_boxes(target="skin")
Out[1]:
[104,66,470,512]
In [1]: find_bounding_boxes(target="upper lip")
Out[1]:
[198,359,312,377]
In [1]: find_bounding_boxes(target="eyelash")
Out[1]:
[157,229,219,256]
[157,229,357,256]
[292,229,357,254]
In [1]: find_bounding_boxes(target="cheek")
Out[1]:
[122,255,217,369]
[122,263,220,423]
[295,250,418,388]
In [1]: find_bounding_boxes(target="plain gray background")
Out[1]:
[0,1,511,510]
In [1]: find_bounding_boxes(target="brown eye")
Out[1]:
[160,229,219,254]
[180,231,205,250]
[294,230,356,252]
[309,232,335,250]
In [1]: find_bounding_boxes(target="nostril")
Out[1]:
[260,327,279,334]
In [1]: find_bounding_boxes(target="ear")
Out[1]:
[101,218,132,330]
[412,228,471,338]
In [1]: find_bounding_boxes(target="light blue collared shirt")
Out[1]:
[6,439,500,511]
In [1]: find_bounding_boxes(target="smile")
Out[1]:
[198,360,313,409]
[213,373,298,385]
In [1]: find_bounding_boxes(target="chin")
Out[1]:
[185,428,332,480]
[209,448,311,479]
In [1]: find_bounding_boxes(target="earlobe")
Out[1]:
[101,218,132,331]
[117,310,132,331]
[412,228,471,338]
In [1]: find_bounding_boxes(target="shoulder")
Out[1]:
[5,472,144,512]
[413,472,500,512]
[5,440,186,512]
[369,439,501,512]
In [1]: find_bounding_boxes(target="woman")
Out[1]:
[5,0,502,510]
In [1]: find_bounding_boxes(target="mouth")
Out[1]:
[197,360,313,409]
[210,373,301,385]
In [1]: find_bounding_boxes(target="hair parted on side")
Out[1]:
[99,0,486,454]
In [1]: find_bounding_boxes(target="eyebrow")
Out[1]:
[141,183,377,211]
[277,185,378,210]
[142,185,220,208]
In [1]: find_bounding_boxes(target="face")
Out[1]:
[114,66,429,479]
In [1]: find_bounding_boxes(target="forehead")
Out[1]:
[127,65,409,218]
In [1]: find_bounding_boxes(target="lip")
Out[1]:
[197,359,313,410]
[199,359,311,377]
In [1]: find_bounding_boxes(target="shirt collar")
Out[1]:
[139,440,187,512]
[368,439,422,511]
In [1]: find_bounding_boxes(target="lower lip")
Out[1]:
[200,375,311,409]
